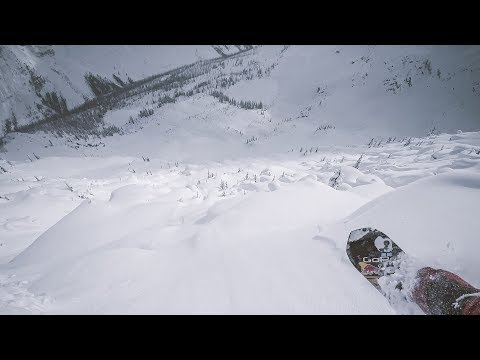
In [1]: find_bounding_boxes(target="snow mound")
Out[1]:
[8,177,395,314]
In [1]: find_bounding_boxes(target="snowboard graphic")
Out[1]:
[346,227,405,292]
[347,228,480,314]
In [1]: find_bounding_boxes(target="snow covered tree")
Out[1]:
[354,154,364,169]
[41,92,69,115]
[329,169,343,189]
[4,118,12,134]
[11,112,18,131]
[424,59,432,75]
[219,180,228,190]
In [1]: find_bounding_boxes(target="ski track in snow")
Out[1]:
[0,131,479,314]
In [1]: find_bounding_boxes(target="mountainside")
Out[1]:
[0,45,251,134]
[1,45,479,161]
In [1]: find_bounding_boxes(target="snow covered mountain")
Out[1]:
[0,45,251,134]
[1,45,479,156]
[0,45,479,315]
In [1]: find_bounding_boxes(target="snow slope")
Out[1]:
[0,45,250,133]
[235,45,480,138]
[1,131,479,314]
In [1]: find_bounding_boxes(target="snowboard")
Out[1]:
[346,227,405,293]
[347,228,480,315]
